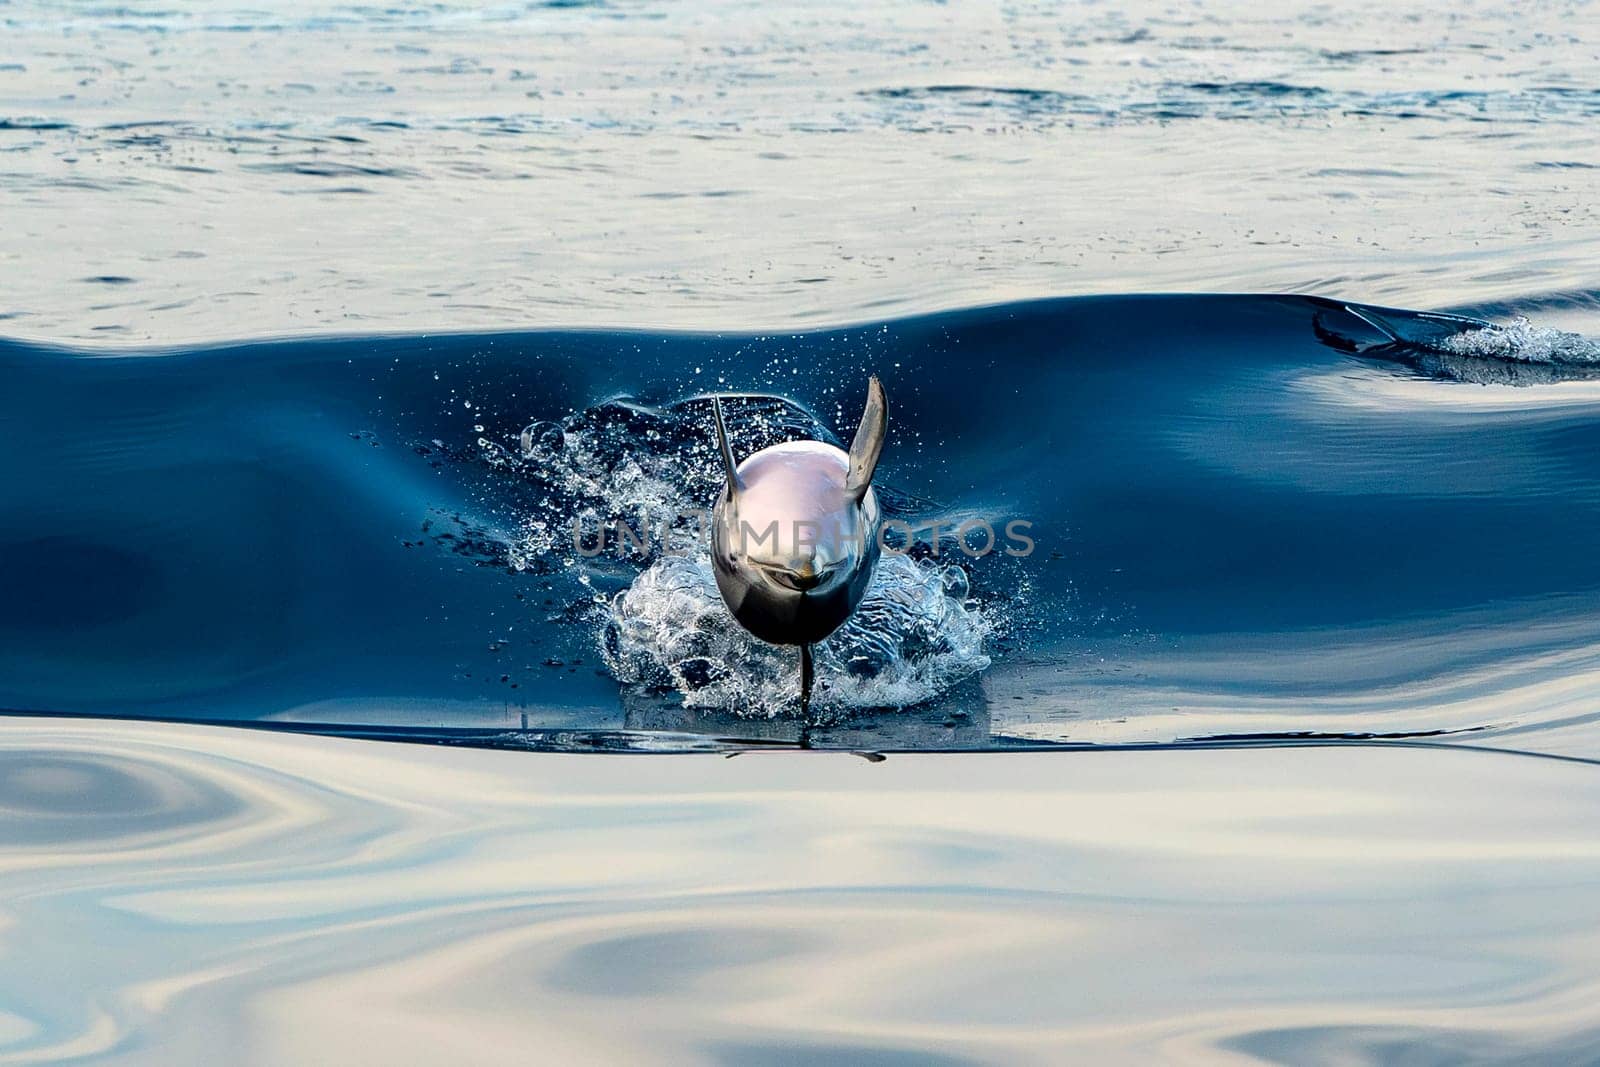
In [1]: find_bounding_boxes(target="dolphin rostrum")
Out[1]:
[710,378,887,715]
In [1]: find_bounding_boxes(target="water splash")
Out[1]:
[1439,316,1600,366]
[1319,303,1600,385]
[475,393,1003,716]
[602,552,993,718]
[490,395,839,572]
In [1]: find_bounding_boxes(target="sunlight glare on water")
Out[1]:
[1,0,1598,343]
[6,719,1600,1064]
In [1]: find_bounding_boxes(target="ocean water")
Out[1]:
[5,0,1600,1062]
[3,0,1599,343]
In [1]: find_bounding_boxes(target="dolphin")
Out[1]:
[710,377,888,714]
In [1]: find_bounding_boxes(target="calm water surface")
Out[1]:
[8,717,1600,1064]
[4,0,1600,1063]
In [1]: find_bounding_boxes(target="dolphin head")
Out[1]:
[709,378,887,647]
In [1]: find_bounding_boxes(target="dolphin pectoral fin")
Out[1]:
[845,376,887,501]
[1343,305,1403,342]
[1344,303,1497,349]
[712,395,743,498]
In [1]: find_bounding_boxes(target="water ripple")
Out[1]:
[6,718,1600,1062]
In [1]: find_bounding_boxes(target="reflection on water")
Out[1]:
[0,752,244,846]
[5,716,1600,1063]
[4,0,1600,344]
[5,295,1600,753]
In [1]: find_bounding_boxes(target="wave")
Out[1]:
[2,293,1598,752]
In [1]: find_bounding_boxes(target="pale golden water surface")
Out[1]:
[4,716,1600,1064]
[3,0,1598,344]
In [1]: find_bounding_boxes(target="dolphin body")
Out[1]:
[710,378,888,714]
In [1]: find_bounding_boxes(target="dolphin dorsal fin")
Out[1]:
[712,395,743,500]
[845,376,887,501]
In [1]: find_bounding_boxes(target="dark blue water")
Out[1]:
[5,294,1599,753]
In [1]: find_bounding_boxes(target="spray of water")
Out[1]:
[1440,316,1600,365]
[479,394,1010,717]
[602,552,993,718]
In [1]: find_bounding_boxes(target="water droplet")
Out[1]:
[940,565,970,601]
[519,421,565,457]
